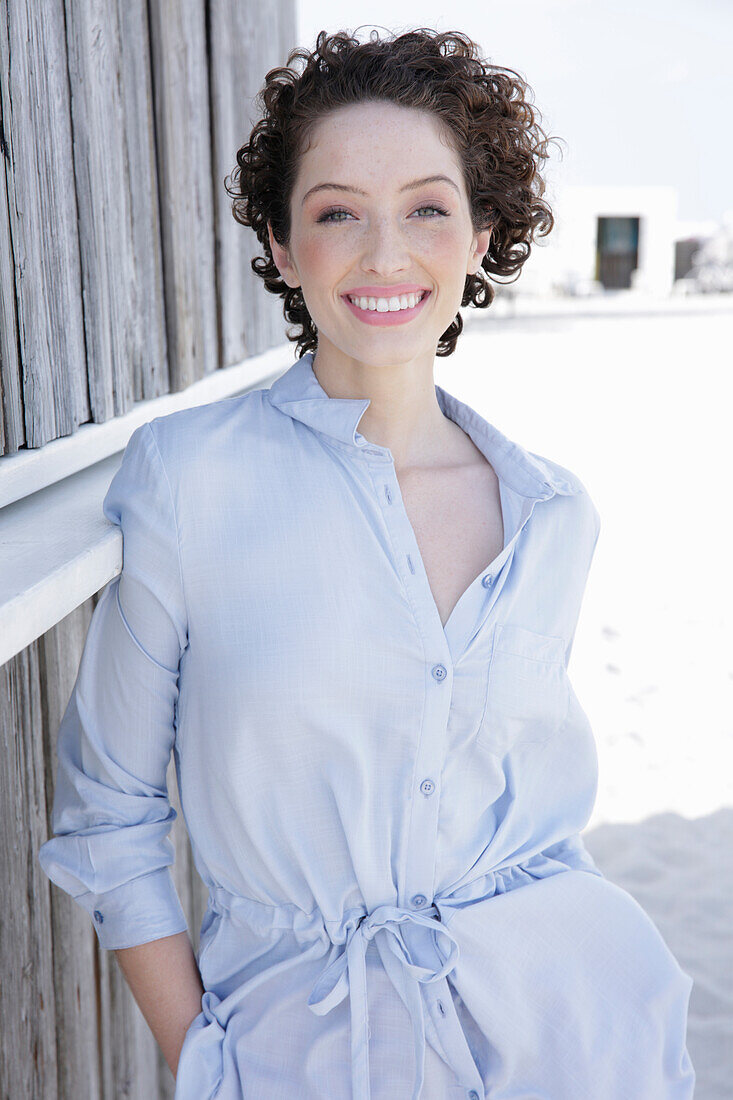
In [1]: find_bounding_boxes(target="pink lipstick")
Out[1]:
[342,289,431,327]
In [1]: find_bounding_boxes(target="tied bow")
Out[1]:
[307,903,460,1100]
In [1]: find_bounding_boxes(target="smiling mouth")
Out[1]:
[345,290,428,313]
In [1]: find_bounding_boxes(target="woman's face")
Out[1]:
[268,100,490,369]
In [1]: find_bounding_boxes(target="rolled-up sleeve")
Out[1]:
[38,421,189,950]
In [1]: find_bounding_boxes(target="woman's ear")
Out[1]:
[468,227,491,276]
[267,222,300,288]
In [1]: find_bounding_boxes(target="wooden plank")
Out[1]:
[0,646,59,1099]
[0,0,88,449]
[116,0,170,405]
[64,0,133,422]
[64,0,169,423]
[147,0,218,392]
[41,601,103,1099]
[0,88,23,455]
[209,0,297,366]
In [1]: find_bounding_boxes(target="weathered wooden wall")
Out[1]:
[0,0,296,1095]
[0,0,293,453]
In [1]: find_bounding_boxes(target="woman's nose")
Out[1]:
[360,220,410,275]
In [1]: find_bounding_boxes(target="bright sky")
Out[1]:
[296,0,733,224]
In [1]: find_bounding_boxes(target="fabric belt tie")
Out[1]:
[307,903,460,1100]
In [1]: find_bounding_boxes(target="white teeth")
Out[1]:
[348,291,425,313]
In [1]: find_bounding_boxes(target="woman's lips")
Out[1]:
[342,290,431,327]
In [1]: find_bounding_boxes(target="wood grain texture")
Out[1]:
[209,0,297,365]
[0,0,88,450]
[0,86,22,456]
[1,644,59,1099]
[0,0,297,449]
[65,0,170,422]
[147,0,218,391]
[117,0,170,406]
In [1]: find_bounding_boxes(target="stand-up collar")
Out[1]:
[267,352,580,500]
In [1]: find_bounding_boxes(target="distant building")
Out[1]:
[519,184,680,297]
[675,238,702,281]
[683,213,733,293]
[672,217,720,282]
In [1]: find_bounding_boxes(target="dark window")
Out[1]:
[596,216,640,289]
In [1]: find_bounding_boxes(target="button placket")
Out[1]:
[401,654,453,916]
[426,976,487,1097]
[363,450,452,921]
[357,434,496,1100]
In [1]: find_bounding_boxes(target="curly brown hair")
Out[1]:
[225,27,560,358]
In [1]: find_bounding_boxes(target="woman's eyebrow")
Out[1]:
[301,174,460,205]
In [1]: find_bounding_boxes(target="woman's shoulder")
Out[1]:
[150,386,269,442]
[525,448,587,495]
[139,385,281,476]
[526,446,601,537]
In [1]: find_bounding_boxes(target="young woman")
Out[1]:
[39,28,695,1100]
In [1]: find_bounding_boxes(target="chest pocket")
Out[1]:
[476,623,569,756]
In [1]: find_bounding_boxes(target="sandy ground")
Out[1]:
[439,298,733,1098]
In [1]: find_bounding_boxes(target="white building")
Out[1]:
[518,184,679,297]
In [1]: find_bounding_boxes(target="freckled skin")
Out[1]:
[267,100,490,387]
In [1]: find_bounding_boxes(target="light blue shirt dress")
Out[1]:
[39,351,695,1099]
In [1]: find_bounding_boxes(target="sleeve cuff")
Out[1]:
[74,866,188,950]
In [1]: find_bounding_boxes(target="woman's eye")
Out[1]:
[316,204,449,224]
[317,208,352,223]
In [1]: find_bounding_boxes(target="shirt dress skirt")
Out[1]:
[39,351,696,1099]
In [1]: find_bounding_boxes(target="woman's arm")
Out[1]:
[114,930,204,1079]
[38,423,201,1078]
